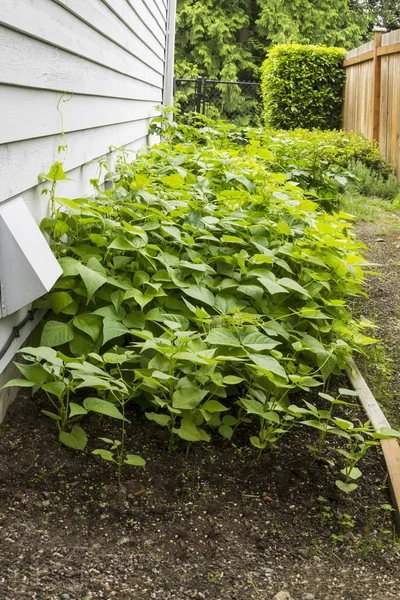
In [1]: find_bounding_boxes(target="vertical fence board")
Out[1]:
[343,28,400,175]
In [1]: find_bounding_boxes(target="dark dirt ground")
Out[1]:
[0,384,399,600]
[2,215,400,600]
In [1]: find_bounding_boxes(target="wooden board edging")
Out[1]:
[346,358,400,532]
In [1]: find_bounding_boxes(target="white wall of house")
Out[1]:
[0,0,176,381]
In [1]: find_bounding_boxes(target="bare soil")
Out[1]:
[0,383,399,600]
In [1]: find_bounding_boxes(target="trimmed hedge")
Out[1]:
[260,44,346,130]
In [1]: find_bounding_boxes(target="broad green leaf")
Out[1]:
[133,271,150,287]
[172,418,210,442]
[76,263,107,301]
[378,427,400,438]
[125,454,146,466]
[73,313,103,341]
[182,285,215,308]
[205,328,241,347]
[125,288,162,310]
[50,292,73,315]
[248,354,287,381]
[340,467,362,480]
[222,415,239,426]
[145,412,171,426]
[16,362,48,386]
[241,332,279,351]
[42,381,66,397]
[301,419,328,432]
[102,318,128,345]
[92,449,115,462]
[241,397,265,416]
[69,329,94,356]
[335,480,358,494]
[162,225,183,242]
[218,424,233,439]
[172,387,208,410]
[123,311,145,329]
[69,403,88,417]
[237,285,264,302]
[278,277,310,298]
[74,375,114,391]
[46,161,67,182]
[108,235,136,251]
[331,417,354,431]
[83,397,125,420]
[41,321,74,347]
[338,388,359,397]
[250,435,265,449]
[223,375,244,385]
[202,400,229,413]
[59,425,88,451]
[263,411,280,423]
[17,347,61,364]
[214,293,247,313]
[257,278,288,295]
[161,173,185,188]
[58,256,80,277]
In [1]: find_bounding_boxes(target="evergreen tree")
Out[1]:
[255,0,368,48]
[175,0,256,79]
[175,0,370,81]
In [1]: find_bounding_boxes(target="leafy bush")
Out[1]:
[348,160,400,200]
[273,129,395,180]
[22,113,377,453]
[260,44,346,130]
[8,112,395,491]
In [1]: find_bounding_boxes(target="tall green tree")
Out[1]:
[175,0,370,81]
[255,0,369,48]
[175,0,256,79]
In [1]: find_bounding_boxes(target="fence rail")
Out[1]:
[343,27,400,174]
[173,76,262,127]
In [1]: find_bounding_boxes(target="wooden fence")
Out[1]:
[343,28,400,174]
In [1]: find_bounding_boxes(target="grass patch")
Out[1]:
[340,193,400,233]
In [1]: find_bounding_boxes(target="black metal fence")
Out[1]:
[173,77,263,127]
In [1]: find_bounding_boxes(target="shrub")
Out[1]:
[21,112,377,457]
[277,129,395,179]
[348,159,400,199]
[260,44,346,130]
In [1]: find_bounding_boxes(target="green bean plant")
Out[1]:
[7,110,393,490]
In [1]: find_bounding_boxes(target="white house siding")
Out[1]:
[0,0,174,380]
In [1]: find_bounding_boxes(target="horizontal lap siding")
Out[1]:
[0,0,167,203]
[0,0,168,373]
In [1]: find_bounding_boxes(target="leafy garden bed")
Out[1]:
[1,113,400,599]
[9,113,393,490]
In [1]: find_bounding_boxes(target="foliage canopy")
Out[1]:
[8,112,396,490]
[260,44,347,130]
[175,0,373,82]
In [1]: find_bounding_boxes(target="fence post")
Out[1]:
[372,26,387,142]
[195,76,203,113]
[202,78,207,115]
